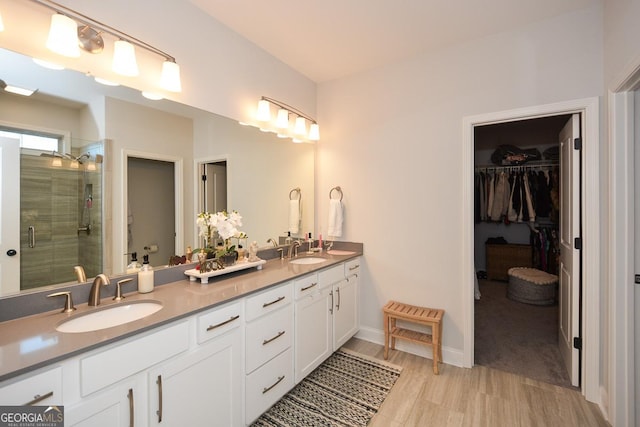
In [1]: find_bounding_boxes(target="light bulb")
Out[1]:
[308,123,320,141]
[276,109,289,129]
[256,99,271,121]
[112,40,139,76]
[294,116,306,135]
[46,14,80,58]
[161,60,182,92]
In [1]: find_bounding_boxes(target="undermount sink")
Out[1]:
[56,300,163,333]
[326,250,357,256]
[289,257,327,265]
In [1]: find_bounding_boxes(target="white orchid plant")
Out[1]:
[196,210,246,257]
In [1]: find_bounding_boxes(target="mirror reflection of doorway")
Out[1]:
[201,161,227,215]
[127,157,175,267]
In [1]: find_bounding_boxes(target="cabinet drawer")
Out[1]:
[197,300,243,344]
[245,282,292,322]
[293,273,319,300]
[245,348,294,424]
[318,264,345,289]
[345,258,361,276]
[81,321,189,396]
[246,304,293,373]
[0,367,62,406]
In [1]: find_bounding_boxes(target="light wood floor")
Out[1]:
[342,338,609,427]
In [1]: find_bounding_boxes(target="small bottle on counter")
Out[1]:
[186,246,193,263]
[138,254,154,293]
[126,252,142,273]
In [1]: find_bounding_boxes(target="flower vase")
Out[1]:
[220,251,238,267]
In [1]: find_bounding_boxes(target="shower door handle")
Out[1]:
[28,226,36,248]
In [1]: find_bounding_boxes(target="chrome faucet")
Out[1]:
[288,241,301,258]
[267,238,278,248]
[88,274,110,306]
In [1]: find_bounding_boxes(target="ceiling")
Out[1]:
[188,0,597,83]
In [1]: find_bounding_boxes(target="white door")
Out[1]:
[333,276,358,350]
[294,287,332,382]
[0,136,20,295]
[558,113,581,387]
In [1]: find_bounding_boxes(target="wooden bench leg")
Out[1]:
[383,312,389,360]
[390,317,397,350]
[432,321,440,375]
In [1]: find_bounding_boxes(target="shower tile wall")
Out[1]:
[20,155,102,290]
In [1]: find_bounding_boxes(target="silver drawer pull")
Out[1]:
[263,330,285,345]
[24,391,53,406]
[262,296,285,308]
[301,282,317,292]
[262,375,285,394]
[206,315,240,331]
[128,388,134,427]
[28,226,36,248]
[348,264,359,271]
[156,375,163,423]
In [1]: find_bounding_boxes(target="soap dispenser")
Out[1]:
[138,254,154,293]
[126,252,142,273]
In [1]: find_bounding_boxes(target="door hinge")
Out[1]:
[574,137,582,150]
[573,337,582,350]
[574,237,582,250]
[201,174,207,182]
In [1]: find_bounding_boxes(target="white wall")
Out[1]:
[317,5,604,364]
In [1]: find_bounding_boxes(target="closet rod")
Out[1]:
[474,161,558,171]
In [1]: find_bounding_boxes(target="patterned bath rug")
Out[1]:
[251,348,402,427]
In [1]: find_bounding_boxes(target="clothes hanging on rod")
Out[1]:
[529,225,559,274]
[475,164,559,225]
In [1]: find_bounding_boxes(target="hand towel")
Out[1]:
[327,199,343,237]
[288,199,300,233]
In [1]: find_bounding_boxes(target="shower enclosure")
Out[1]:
[20,140,104,290]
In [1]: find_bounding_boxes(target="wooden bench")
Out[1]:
[383,301,444,374]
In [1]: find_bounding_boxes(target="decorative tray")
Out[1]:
[184,258,266,284]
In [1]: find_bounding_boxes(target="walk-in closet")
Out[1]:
[473,114,577,389]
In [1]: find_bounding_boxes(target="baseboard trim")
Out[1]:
[355,326,464,368]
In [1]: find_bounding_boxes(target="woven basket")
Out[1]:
[507,267,558,306]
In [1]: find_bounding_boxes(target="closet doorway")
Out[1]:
[473,114,581,389]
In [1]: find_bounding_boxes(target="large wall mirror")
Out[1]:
[0,47,315,298]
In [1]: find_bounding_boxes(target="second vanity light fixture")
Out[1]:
[256,96,320,142]
[31,0,182,93]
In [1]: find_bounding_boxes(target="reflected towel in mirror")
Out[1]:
[327,199,343,237]
[289,199,300,233]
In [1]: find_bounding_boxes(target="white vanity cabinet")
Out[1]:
[293,272,332,383]
[294,258,360,383]
[65,320,190,427]
[244,282,294,425]
[65,374,146,427]
[334,258,360,349]
[0,366,62,407]
[148,300,243,427]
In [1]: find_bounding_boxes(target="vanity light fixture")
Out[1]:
[94,77,119,86]
[31,0,182,92]
[141,91,163,101]
[255,96,320,142]
[0,9,5,32]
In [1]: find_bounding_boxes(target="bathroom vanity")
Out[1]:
[0,250,361,426]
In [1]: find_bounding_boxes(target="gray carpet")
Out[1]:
[474,279,574,389]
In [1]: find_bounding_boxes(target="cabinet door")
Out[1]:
[66,375,145,427]
[0,367,62,406]
[148,328,243,427]
[294,287,332,383]
[333,275,358,350]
